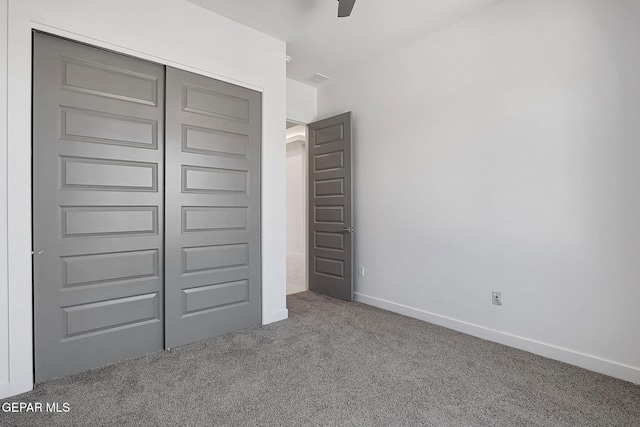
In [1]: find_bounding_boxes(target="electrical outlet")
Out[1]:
[492,292,502,306]
[358,266,365,277]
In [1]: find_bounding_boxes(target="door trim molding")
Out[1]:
[29,23,264,94]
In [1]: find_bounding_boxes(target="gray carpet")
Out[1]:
[1,291,639,426]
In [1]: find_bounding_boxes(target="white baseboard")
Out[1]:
[0,382,10,399]
[0,380,32,400]
[265,308,289,325]
[354,292,640,385]
[286,284,307,295]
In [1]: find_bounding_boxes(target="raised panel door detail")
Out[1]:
[183,84,249,121]
[183,125,249,158]
[165,65,260,350]
[308,112,352,301]
[314,231,345,251]
[61,206,158,237]
[63,293,159,338]
[182,280,249,316]
[61,157,158,191]
[62,56,158,105]
[62,249,159,287]
[315,257,345,279]
[182,165,248,194]
[315,178,344,198]
[62,107,157,148]
[182,243,249,274]
[315,206,344,224]
[315,151,344,172]
[34,32,165,383]
[182,207,248,232]
[315,123,344,146]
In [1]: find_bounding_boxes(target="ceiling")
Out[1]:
[188,0,501,85]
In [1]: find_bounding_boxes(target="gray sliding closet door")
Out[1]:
[33,33,165,382]
[164,67,262,349]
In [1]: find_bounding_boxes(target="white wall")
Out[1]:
[286,78,317,124]
[286,125,307,295]
[318,0,640,384]
[286,139,306,295]
[286,129,306,257]
[0,0,287,398]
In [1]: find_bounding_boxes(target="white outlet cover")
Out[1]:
[492,292,502,306]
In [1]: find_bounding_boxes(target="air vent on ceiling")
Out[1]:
[305,73,331,84]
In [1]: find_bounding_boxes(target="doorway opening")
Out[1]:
[286,120,308,295]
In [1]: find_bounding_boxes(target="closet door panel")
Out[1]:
[165,67,261,348]
[33,32,165,383]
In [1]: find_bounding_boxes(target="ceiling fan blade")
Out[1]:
[338,0,356,17]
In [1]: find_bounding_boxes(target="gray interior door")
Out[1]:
[33,33,165,382]
[308,112,353,301]
[164,67,262,349]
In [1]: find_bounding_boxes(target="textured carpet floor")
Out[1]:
[1,291,639,426]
